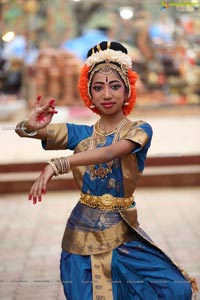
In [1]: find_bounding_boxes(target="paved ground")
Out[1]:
[0,187,200,300]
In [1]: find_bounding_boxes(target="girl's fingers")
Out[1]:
[33,98,57,125]
[47,99,57,114]
[36,105,57,124]
[35,95,42,110]
[28,183,35,201]
[51,109,58,115]
[49,99,56,108]
[40,98,56,111]
[30,183,38,204]
[35,109,57,125]
[28,178,41,204]
[41,102,52,111]
[36,95,42,104]
[28,166,53,204]
[37,176,45,201]
[35,97,57,114]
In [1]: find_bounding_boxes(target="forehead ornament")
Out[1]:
[88,64,130,98]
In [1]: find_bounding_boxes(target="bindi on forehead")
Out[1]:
[93,75,122,84]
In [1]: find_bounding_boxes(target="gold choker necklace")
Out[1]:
[94,120,120,137]
[89,118,127,179]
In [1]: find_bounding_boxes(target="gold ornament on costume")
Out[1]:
[89,118,127,179]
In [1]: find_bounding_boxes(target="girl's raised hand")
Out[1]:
[28,164,55,204]
[26,96,58,131]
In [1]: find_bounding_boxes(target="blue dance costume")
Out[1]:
[43,118,192,300]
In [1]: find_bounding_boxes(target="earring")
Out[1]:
[89,103,95,109]
[123,101,129,106]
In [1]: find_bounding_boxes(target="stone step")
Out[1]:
[0,155,199,193]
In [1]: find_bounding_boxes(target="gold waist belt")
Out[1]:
[80,192,134,211]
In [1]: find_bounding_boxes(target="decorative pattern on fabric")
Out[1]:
[125,126,149,146]
[91,251,112,300]
[89,118,128,180]
[62,220,137,255]
[68,120,151,198]
[44,123,68,150]
[71,136,91,190]
[116,119,147,196]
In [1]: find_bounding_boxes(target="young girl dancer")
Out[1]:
[16,41,197,300]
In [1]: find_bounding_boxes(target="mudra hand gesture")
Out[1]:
[15,96,58,138]
[26,96,58,131]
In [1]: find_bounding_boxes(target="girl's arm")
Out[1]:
[28,139,137,204]
[68,139,137,167]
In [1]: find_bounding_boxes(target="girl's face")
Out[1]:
[90,69,127,117]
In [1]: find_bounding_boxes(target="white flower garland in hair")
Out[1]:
[85,49,132,69]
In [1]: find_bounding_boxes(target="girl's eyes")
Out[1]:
[92,84,122,91]
[93,86,103,91]
[111,84,122,90]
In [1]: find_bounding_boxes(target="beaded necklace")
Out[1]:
[89,118,127,179]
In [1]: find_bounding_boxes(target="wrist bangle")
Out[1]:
[50,157,71,175]
[17,120,38,137]
[47,160,59,176]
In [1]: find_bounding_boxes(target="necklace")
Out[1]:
[89,118,127,179]
[94,120,120,137]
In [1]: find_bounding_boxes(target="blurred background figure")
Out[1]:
[1,58,23,97]
[60,4,115,62]
[0,35,25,101]
[30,48,82,108]
[60,26,109,62]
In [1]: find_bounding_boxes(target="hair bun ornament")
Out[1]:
[85,41,132,70]
[87,41,128,58]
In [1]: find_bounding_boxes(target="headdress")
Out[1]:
[78,41,138,115]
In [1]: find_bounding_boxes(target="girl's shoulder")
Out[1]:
[123,118,153,137]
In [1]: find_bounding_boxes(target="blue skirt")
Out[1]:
[60,239,192,300]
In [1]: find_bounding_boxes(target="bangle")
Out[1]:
[17,120,38,137]
[50,157,71,175]
[47,160,59,176]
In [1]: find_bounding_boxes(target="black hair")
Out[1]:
[87,41,128,58]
